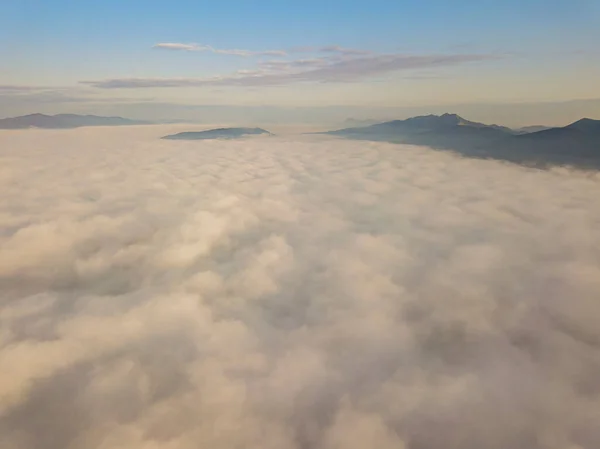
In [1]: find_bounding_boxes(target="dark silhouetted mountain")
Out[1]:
[162,127,271,140]
[325,114,600,169]
[327,113,513,149]
[0,113,149,129]
[511,118,600,160]
[565,118,600,133]
[335,113,513,135]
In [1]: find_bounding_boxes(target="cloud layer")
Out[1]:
[1,127,600,449]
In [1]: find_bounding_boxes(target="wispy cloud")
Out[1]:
[289,45,373,56]
[0,85,50,93]
[84,53,496,89]
[317,45,373,56]
[152,43,373,58]
[153,42,287,57]
[256,57,333,73]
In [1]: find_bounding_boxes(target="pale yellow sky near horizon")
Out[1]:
[3,64,600,128]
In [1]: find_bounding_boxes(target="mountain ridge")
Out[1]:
[162,127,272,140]
[326,114,600,169]
[0,113,150,129]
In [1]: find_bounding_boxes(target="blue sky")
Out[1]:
[1,0,599,124]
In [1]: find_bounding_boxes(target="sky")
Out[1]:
[1,0,600,125]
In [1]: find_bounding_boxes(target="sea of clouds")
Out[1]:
[1,126,600,449]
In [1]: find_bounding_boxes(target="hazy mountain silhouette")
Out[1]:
[515,125,553,134]
[327,113,512,149]
[343,118,387,127]
[373,113,514,133]
[510,118,600,161]
[162,127,271,140]
[326,114,600,169]
[344,117,552,135]
[0,113,149,129]
[565,118,600,133]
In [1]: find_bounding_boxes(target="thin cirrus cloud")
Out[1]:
[83,53,496,89]
[153,42,288,57]
[287,45,374,56]
[152,42,373,57]
[0,85,50,93]
[316,45,374,56]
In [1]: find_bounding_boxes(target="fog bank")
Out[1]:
[1,127,600,449]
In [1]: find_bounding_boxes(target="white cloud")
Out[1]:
[153,43,200,51]
[0,126,600,448]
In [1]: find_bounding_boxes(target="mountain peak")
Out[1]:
[402,113,469,128]
[441,113,462,119]
[565,118,600,132]
[440,113,464,125]
[332,113,514,137]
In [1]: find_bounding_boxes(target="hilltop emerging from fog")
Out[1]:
[3,111,598,168]
[327,113,600,169]
[162,127,271,140]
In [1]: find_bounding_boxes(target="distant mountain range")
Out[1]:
[162,127,271,140]
[4,112,598,168]
[514,125,553,134]
[327,113,600,169]
[343,118,387,128]
[0,113,149,129]
[343,116,553,135]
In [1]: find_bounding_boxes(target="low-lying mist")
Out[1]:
[1,127,600,449]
